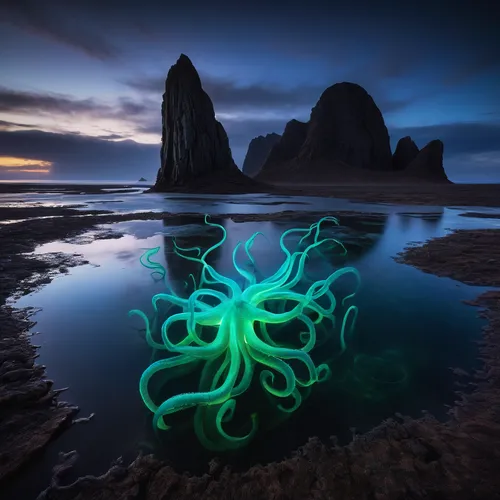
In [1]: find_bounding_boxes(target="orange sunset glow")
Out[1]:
[0,156,52,171]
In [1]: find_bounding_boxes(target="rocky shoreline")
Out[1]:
[1,205,500,498]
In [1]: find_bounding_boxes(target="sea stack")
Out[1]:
[404,140,449,182]
[153,54,251,192]
[299,82,392,170]
[257,83,394,182]
[392,136,419,170]
[256,120,308,180]
[242,133,281,177]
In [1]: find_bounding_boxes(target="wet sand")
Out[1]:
[1,193,500,498]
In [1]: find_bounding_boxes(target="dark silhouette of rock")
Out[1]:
[404,139,449,182]
[256,120,308,180]
[299,82,392,171]
[153,54,262,193]
[393,136,419,170]
[138,177,147,182]
[242,133,281,177]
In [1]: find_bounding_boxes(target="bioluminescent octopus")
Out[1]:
[130,215,361,451]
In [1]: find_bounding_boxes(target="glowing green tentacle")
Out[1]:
[139,354,196,429]
[128,309,166,350]
[152,318,240,429]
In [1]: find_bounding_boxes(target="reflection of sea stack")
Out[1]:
[152,54,267,193]
[242,133,281,177]
[256,82,449,184]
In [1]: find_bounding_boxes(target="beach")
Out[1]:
[1,182,500,499]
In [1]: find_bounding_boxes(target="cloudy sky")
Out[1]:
[0,0,499,182]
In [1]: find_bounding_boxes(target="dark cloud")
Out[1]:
[0,119,34,131]
[443,49,500,87]
[0,87,157,131]
[124,71,415,122]
[0,130,158,180]
[0,0,119,59]
[0,87,110,115]
[390,122,500,157]
[125,74,324,112]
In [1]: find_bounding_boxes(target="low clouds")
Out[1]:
[0,87,159,142]
[0,87,109,115]
[0,130,158,180]
[0,87,155,121]
[1,121,499,182]
[124,71,415,117]
[126,74,323,112]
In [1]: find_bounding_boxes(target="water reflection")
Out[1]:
[4,211,490,500]
[161,215,224,296]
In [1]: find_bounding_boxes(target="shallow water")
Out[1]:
[4,184,500,218]
[3,200,497,499]
[3,185,500,498]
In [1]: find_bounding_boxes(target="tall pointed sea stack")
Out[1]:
[153,54,253,192]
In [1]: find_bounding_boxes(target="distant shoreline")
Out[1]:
[1,181,500,207]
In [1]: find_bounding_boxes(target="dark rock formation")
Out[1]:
[256,120,308,180]
[138,177,147,182]
[404,139,449,182]
[392,136,419,170]
[299,82,392,171]
[242,133,281,177]
[153,54,258,192]
[257,83,398,183]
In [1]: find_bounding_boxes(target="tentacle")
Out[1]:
[152,319,240,429]
[231,335,255,397]
[139,354,197,429]
[128,309,166,351]
[161,310,228,357]
[340,305,359,353]
[277,388,302,413]
[215,400,258,447]
[247,344,296,398]
[139,247,166,279]
[244,324,318,387]
[232,241,255,285]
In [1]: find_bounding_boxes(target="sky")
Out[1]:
[0,0,499,183]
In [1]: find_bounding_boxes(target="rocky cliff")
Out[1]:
[153,54,262,192]
[242,133,281,177]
